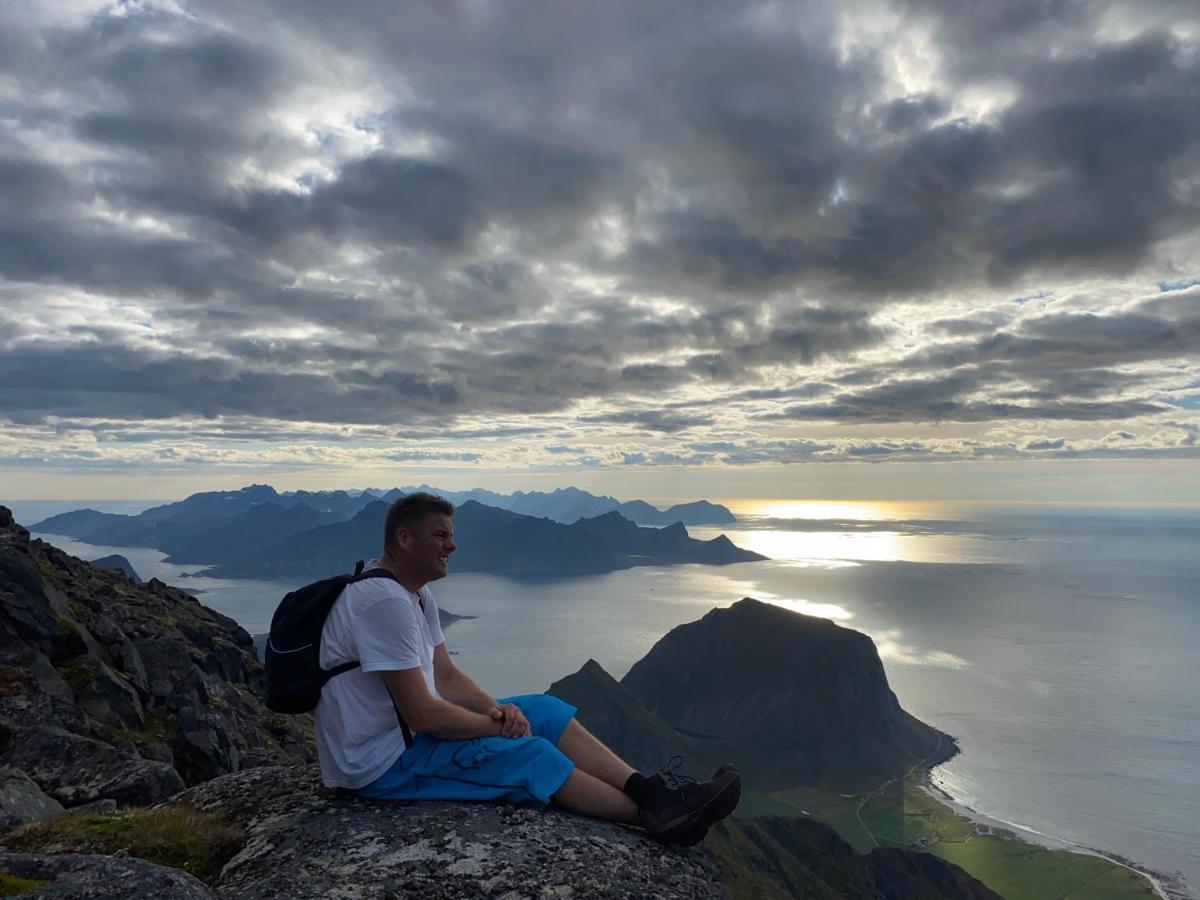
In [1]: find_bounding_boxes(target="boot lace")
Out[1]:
[659,755,698,791]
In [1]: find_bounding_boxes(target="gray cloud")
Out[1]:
[0,0,1197,469]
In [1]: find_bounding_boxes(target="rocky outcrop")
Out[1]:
[0,506,312,829]
[87,556,141,583]
[619,597,954,790]
[0,769,64,833]
[179,764,727,899]
[0,851,215,898]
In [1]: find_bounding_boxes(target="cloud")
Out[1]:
[0,0,1197,477]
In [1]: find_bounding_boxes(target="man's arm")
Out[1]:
[432,643,497,713]
[382,666,503,741]
[432,644,531,738]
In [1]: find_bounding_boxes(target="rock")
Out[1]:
[0,851,216,899]
[87,555,141,583]
[181,764,728,899]
[0,768,64,835]
[0,507,313,810]
[0,653,89,737]
[78,660,145,732]
[1,726,184,807]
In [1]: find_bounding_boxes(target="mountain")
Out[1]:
[400,484,737,526]
[88,554,141,582]
[549,599,953,793]
[617,499,736,526]
[136,483,282,521]
[28,485,739,570]
[572,512,757,564]
[548,659,697,772]
[203,500,392,580]
[159,502,342,564]
[203,501,763,580]
[620,597,952,790]
[28,508,132,538]
[546,603,997,899]
[77,509,226,551]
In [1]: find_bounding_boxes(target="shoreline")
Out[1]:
[920,770,1190,900]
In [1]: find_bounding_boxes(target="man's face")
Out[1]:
[398,513,456,585]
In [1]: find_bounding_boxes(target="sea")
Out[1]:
[8,497,1198,896]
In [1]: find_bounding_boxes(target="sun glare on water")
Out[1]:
[727,499,945,522]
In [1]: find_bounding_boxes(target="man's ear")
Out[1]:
[392,526,412,552]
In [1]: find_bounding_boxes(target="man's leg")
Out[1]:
[551,767,640,824]
[555,718,636,790]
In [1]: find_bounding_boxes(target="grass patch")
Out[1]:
[854,779,1158,900]
[929,835,1157,900]
[769,785,876,852]
[98,710,175,747]
[4,806,243,883]
[0,872,50,896]
[53,656,95,695]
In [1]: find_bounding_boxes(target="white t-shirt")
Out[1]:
[314,565,446,789]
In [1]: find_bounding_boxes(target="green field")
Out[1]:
[765,777,1159,900]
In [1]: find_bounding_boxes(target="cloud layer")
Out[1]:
[1,0,1197,475]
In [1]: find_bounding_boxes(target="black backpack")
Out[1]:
[265,560,420,746]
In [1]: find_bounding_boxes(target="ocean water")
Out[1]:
[18,500,1200,895]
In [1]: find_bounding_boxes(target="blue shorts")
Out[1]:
[357,694,577,806]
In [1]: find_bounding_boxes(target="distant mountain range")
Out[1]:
[386,485,736,526]
[30,485,760,580]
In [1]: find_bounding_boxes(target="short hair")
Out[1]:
[383,492,454,551]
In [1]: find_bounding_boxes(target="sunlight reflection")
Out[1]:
[728,499,942,522]
[872,629,970,669]
[757,597,855,621]
[721,528,909,562]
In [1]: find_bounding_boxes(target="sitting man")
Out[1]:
[314,491,740,844]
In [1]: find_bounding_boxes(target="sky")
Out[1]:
[1,0,1198,504]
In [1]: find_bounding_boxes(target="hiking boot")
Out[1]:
[664,764,740,847]
[637,757,741,846]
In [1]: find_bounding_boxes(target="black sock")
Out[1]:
[623,772,651,805]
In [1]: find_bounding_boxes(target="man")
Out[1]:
[314,491,740,844]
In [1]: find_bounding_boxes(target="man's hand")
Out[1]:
[489,702,532,739]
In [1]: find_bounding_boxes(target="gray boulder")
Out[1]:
[182,764,728,899]
[0,851,215,899]
[2,727,184,807]
[0,768,64,834]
